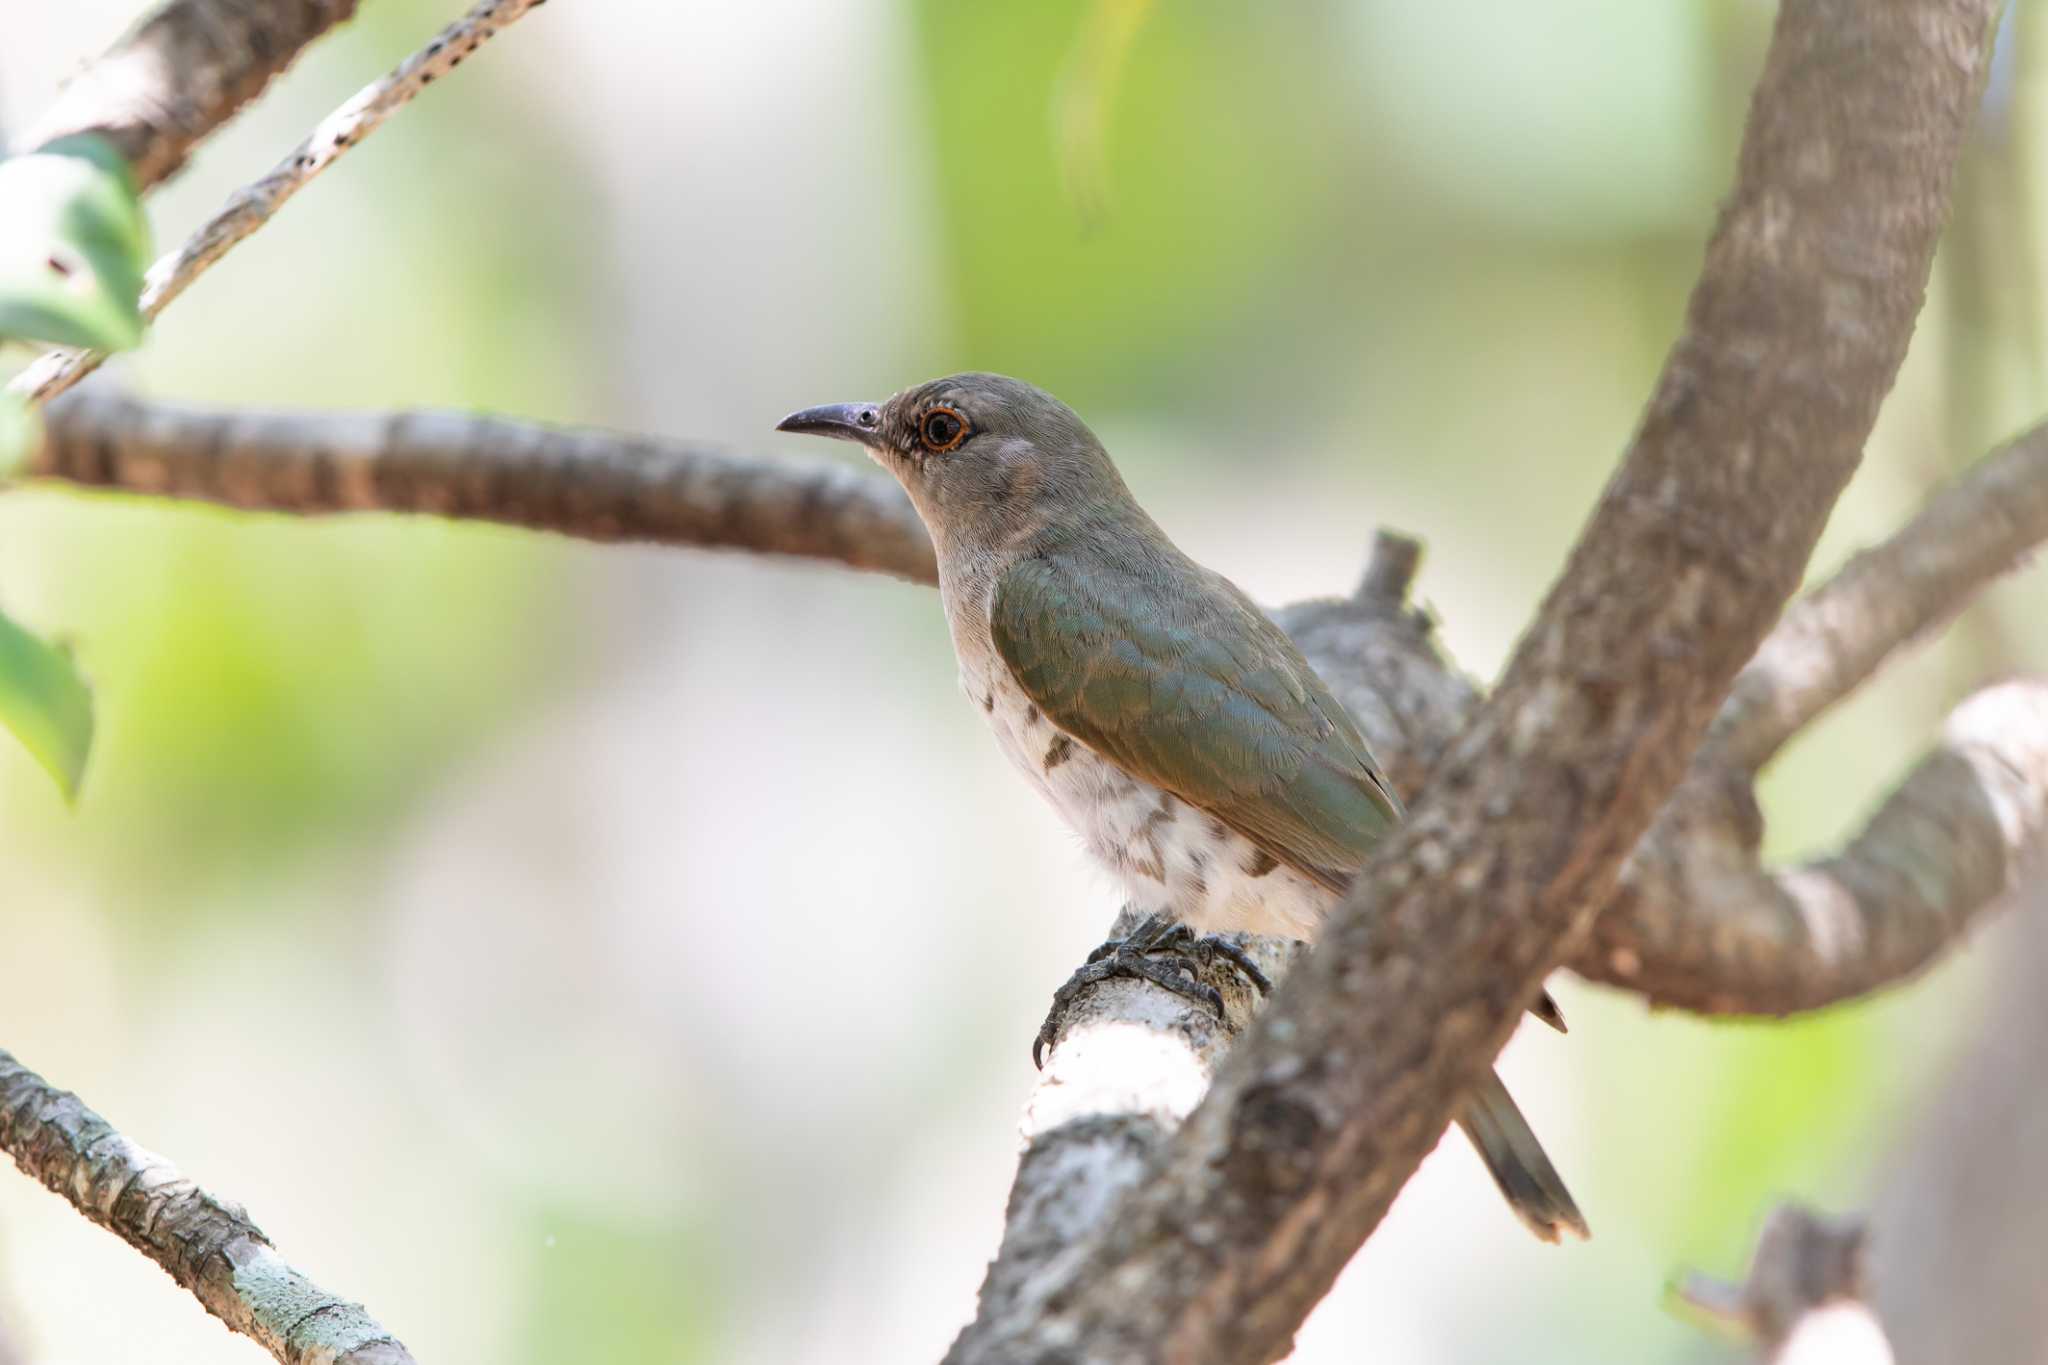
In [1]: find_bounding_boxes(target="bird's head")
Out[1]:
[776,372,1133,551]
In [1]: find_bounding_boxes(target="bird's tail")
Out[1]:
[1455,1068,1589,1243]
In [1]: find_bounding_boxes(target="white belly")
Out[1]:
[964,655,1331,941]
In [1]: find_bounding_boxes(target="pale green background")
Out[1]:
[2,2,2044,1361]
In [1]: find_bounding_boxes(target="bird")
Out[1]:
[777,373,1587,1243]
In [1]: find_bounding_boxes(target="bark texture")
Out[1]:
[36,393,937,582]
[0,1049,414,1365]
[20,0,361,189]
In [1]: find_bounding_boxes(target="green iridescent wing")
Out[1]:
[989,550,1401,888]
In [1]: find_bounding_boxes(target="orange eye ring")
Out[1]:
[918,405,970,454]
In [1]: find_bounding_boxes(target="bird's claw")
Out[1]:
[1032,916,1273,1068]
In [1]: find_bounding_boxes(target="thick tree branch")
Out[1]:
[18,0,361,189]
[12,0,551,407]
[948,2,1999,1359]
[0,1048,413,1364]
[32,392,938,582]
[11,13,2037,1343]
[1575,418,2048,1011]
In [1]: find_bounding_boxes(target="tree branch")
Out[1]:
[1676,1204,1891,1365]
[0,1048,413,1364]
[947,1,2000,1358]
[32,391,938,582]
[11,0,552,407]
[11,10,2037,1343]
[1575,418,2048,1010]
[1712,420,2048,772]
[18,0,361,189]
[1577,678,2048,1012]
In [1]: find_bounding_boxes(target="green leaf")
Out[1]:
[0,134,151,352]
[0,392,39,482]
[0,606,95,802]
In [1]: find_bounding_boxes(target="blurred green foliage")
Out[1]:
[0,602,93,802]
[0,135,150,352]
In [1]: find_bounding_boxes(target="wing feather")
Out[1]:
[989,551,1400,885]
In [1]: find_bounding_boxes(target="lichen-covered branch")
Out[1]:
[33,392,938,582]
[948,1,2001,1358]
[19,0,361,190]
[0,1048,413,1365]
[12,0,552,407]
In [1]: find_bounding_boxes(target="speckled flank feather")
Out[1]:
[944,539,1399,939]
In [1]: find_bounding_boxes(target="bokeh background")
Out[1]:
[4,2,2047,1361]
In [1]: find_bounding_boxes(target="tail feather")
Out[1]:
[1455,1068,1589,1244]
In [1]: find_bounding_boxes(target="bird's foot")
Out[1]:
[1033,914,1273,1068]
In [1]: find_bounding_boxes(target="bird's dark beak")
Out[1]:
[776,401,884,446]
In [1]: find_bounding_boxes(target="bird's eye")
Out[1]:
[918,406,969,453]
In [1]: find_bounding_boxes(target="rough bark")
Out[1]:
[1578,418,2048,1011]
[13,0,554,407]
[35,392,937,582]
[0,1049,414,1365]
[946,2,2002,1359]
[20,0,361,190]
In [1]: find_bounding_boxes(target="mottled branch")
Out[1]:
[951,1,2001,1359]
[1714,421,2048,772]
[1575,418,2048,1011]
[12,0,551,407]
[1578,679,2048,1012]
[0,1048,413,1364]
[1677,1204,1891,1365]
[976,913,1293,1343]
[32,392,938,582]
[18,0,361,189]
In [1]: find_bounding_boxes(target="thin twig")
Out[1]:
[0,1048,414,1364]
[1676,1204,1891,1365]
[10,0,551,407]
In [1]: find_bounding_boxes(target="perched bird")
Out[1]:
[778,373,1587,1243]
